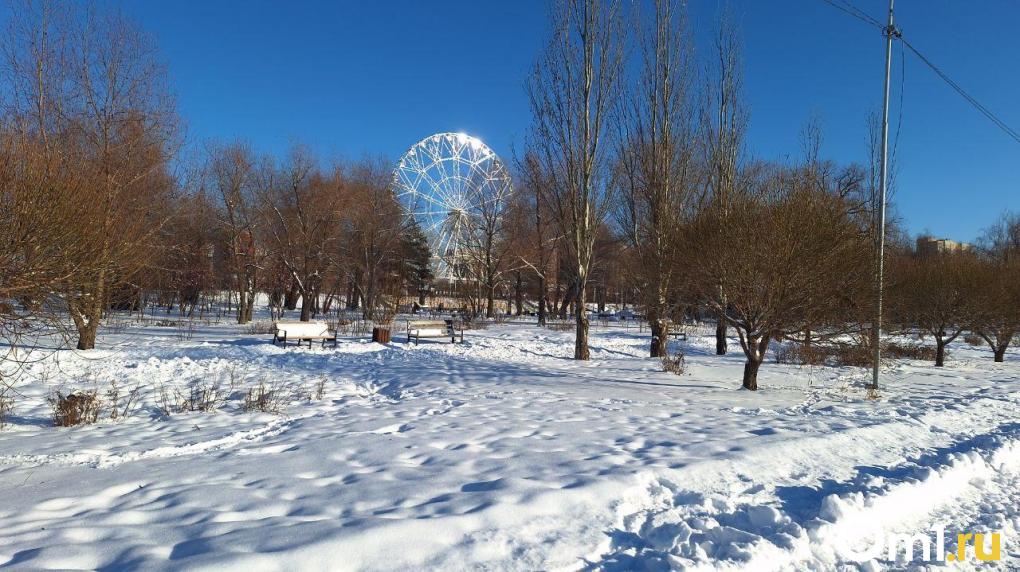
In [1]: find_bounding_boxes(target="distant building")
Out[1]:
[916,236,974,256]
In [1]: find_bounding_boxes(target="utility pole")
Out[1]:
[872,0,897,391]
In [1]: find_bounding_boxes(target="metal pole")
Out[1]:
[871,0,896,391]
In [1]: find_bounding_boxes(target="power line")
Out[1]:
[818,0,1020,146]
[891,38,904,167]
[900,37,1020,145]
[819,0,883,30]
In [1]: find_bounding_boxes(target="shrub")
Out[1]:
[963,333,983,347]
[661,348,686,375]
[830,342,873,368]
[49,390,102,427]
[774,342,868,367]
[774,343,827,366]
[0,383,14,429]
[884,342,938,361]
[243,380,285,413]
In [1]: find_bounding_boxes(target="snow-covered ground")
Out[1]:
[0,317,1017,571]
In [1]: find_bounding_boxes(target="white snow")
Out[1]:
[0,317,1017,570]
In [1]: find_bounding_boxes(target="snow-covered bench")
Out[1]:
[273,320,337,348]
[406,319,463,345]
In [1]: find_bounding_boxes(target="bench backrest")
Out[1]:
[408,321,449,330]
[275,320,331,338]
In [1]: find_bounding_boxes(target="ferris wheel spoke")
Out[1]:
[432,155,462,207]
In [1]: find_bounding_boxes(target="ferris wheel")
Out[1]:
[392,132,513,280]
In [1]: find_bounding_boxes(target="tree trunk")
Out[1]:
[553,279,562,317]
[311,288,321,317]
[935,339,946,367]
[299,292,313,322]
[514,272,523,316]
[715,309,728,355]
[994,346,1006,363]
[650,319,667,358]
[77,321,99,350]
[73,300,102,351]
[559,281,576,319]
[742,358,761,391]
[574,287,590,360]
[537,276,547,326]
[486,283,495,318]
[284,283,299,311]
[237,290,249,324]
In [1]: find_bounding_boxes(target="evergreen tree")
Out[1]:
[402,219,434,306]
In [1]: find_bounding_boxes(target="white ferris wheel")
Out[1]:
[392,132,512,280]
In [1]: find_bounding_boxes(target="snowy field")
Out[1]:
[0,318,1018,571]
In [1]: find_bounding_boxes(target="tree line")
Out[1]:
[519,0,1018,389]
[1,1,1017,392]
[0,3,433,352]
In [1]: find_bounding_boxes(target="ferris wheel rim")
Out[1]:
[392,132,513,280]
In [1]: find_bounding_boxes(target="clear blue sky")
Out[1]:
[98,1,1019,241]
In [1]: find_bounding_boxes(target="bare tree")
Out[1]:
[515,153,561,326]
[888,251,980,367]
[971,258,1020,363]
[688,163,871,390]
[528,0,625,359]
[13,5,180,350]
[979,211,1020,263]
[0,120,94,374]
[207,142,264,324]
[971,213,1020,362]
[616,0,699,357]
[702,8,748,356]
[461,165,513,318]
[263,147,345,322]
[342,158,405,321]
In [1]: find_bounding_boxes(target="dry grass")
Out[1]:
[243,380,285,413]
[105,380,142,420]
[311,377,326,401]
[157,380,228,415]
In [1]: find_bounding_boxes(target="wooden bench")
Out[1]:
[406,319,463,345]
[661,320,688,341]
[273,320,337,348]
